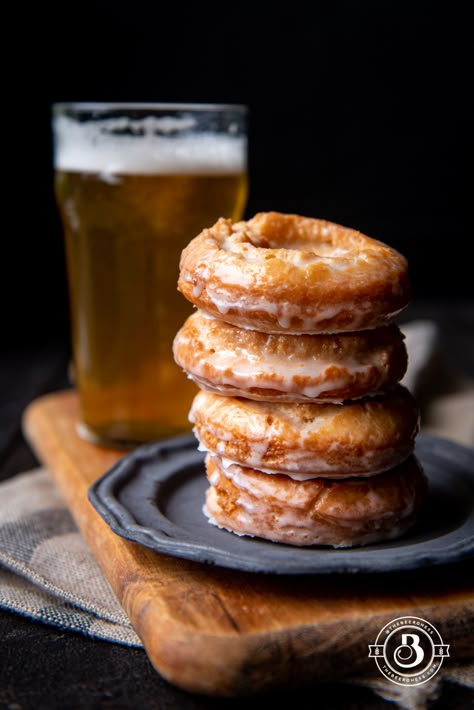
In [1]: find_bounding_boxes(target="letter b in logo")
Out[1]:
[394,633,425,668]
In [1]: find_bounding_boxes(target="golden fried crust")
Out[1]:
[178,212,411,334]
[173,311,408,402]
[204,454,427,547]
[189,386,419,478]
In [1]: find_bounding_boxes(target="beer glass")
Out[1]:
[52,103,248,446]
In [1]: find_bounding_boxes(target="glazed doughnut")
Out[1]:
[204,453,427,547]
[173,311,408,403]
[178,212,410,334]
[189,386,419,479]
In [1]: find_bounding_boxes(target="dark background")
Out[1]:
[5,0,470,350]
[1,5,473,707]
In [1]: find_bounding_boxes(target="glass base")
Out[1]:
[75,421,192,450]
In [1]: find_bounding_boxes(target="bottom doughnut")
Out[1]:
[204,454,427,548]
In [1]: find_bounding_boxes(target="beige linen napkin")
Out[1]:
[401,319,474,448]
[0,468,141,647]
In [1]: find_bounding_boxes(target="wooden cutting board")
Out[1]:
[23,390,474,696]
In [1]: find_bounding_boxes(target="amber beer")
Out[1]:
[53,104,248,445]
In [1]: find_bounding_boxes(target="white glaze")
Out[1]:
[197,288,380,332]
[189,389,416,476]
[204,466,418,548]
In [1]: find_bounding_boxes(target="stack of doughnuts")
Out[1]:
[173,212,426,548]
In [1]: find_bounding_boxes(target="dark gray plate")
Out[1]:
[88,434,474,575]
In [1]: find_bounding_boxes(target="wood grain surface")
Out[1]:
[23,390,474,696]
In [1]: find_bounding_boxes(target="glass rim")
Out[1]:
[53,102,248,114]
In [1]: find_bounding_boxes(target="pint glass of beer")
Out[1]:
[52,103,248,446]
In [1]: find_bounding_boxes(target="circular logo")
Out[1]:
[368,616,449,686]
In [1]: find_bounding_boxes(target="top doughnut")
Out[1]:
[178,212,411,334]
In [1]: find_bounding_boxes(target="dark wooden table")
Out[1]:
[1,299,473,709]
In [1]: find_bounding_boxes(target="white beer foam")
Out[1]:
[53,115,247,175]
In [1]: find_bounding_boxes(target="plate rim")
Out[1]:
[88,433,474,575]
